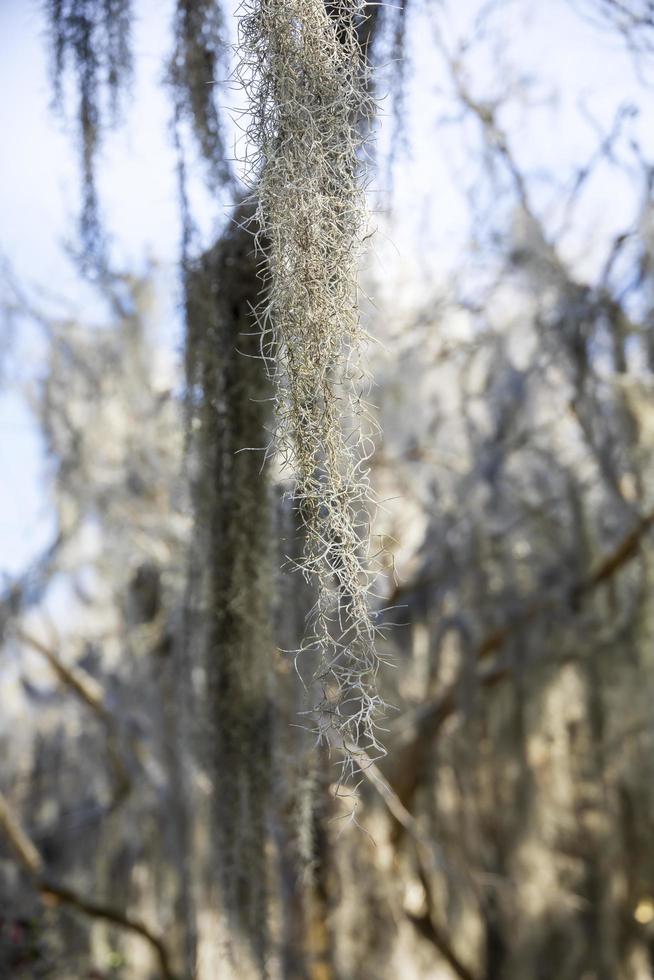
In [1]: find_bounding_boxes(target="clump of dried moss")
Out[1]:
[236,0,386,773]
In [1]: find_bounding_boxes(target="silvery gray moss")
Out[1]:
[236,0,386,775]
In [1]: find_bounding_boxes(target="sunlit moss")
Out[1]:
[236,0,385,776]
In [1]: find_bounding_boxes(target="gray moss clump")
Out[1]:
[237,0,385,775]
[186,207,272,973]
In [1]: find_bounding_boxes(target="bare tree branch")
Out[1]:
[0,791,44,877]
[16,629,132,806]
[0,788,179,980]
[355,751,478,980]
[386,506,654,811]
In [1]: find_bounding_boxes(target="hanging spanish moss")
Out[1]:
[46,0,236,264]
[185,204,272,974]
[45,0,133,265]
[169,0,233,189]
[236,0,385,775]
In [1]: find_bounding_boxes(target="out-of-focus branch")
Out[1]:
[0,529,71,641]
[386,506,654,811]
[38,883,178,980]
[431,24,536,221]
[16,629,132,805]
[574,507,654,593]
[0,788,178,980]
[0,790,43,876]
[354,751,478,980]
[17,629,108,720]
[573,0,654,58]
[406,904,478,980]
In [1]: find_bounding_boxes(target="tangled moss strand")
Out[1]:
[45,0,133,264]
[236,0,385,775]
[169,0,234,189]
